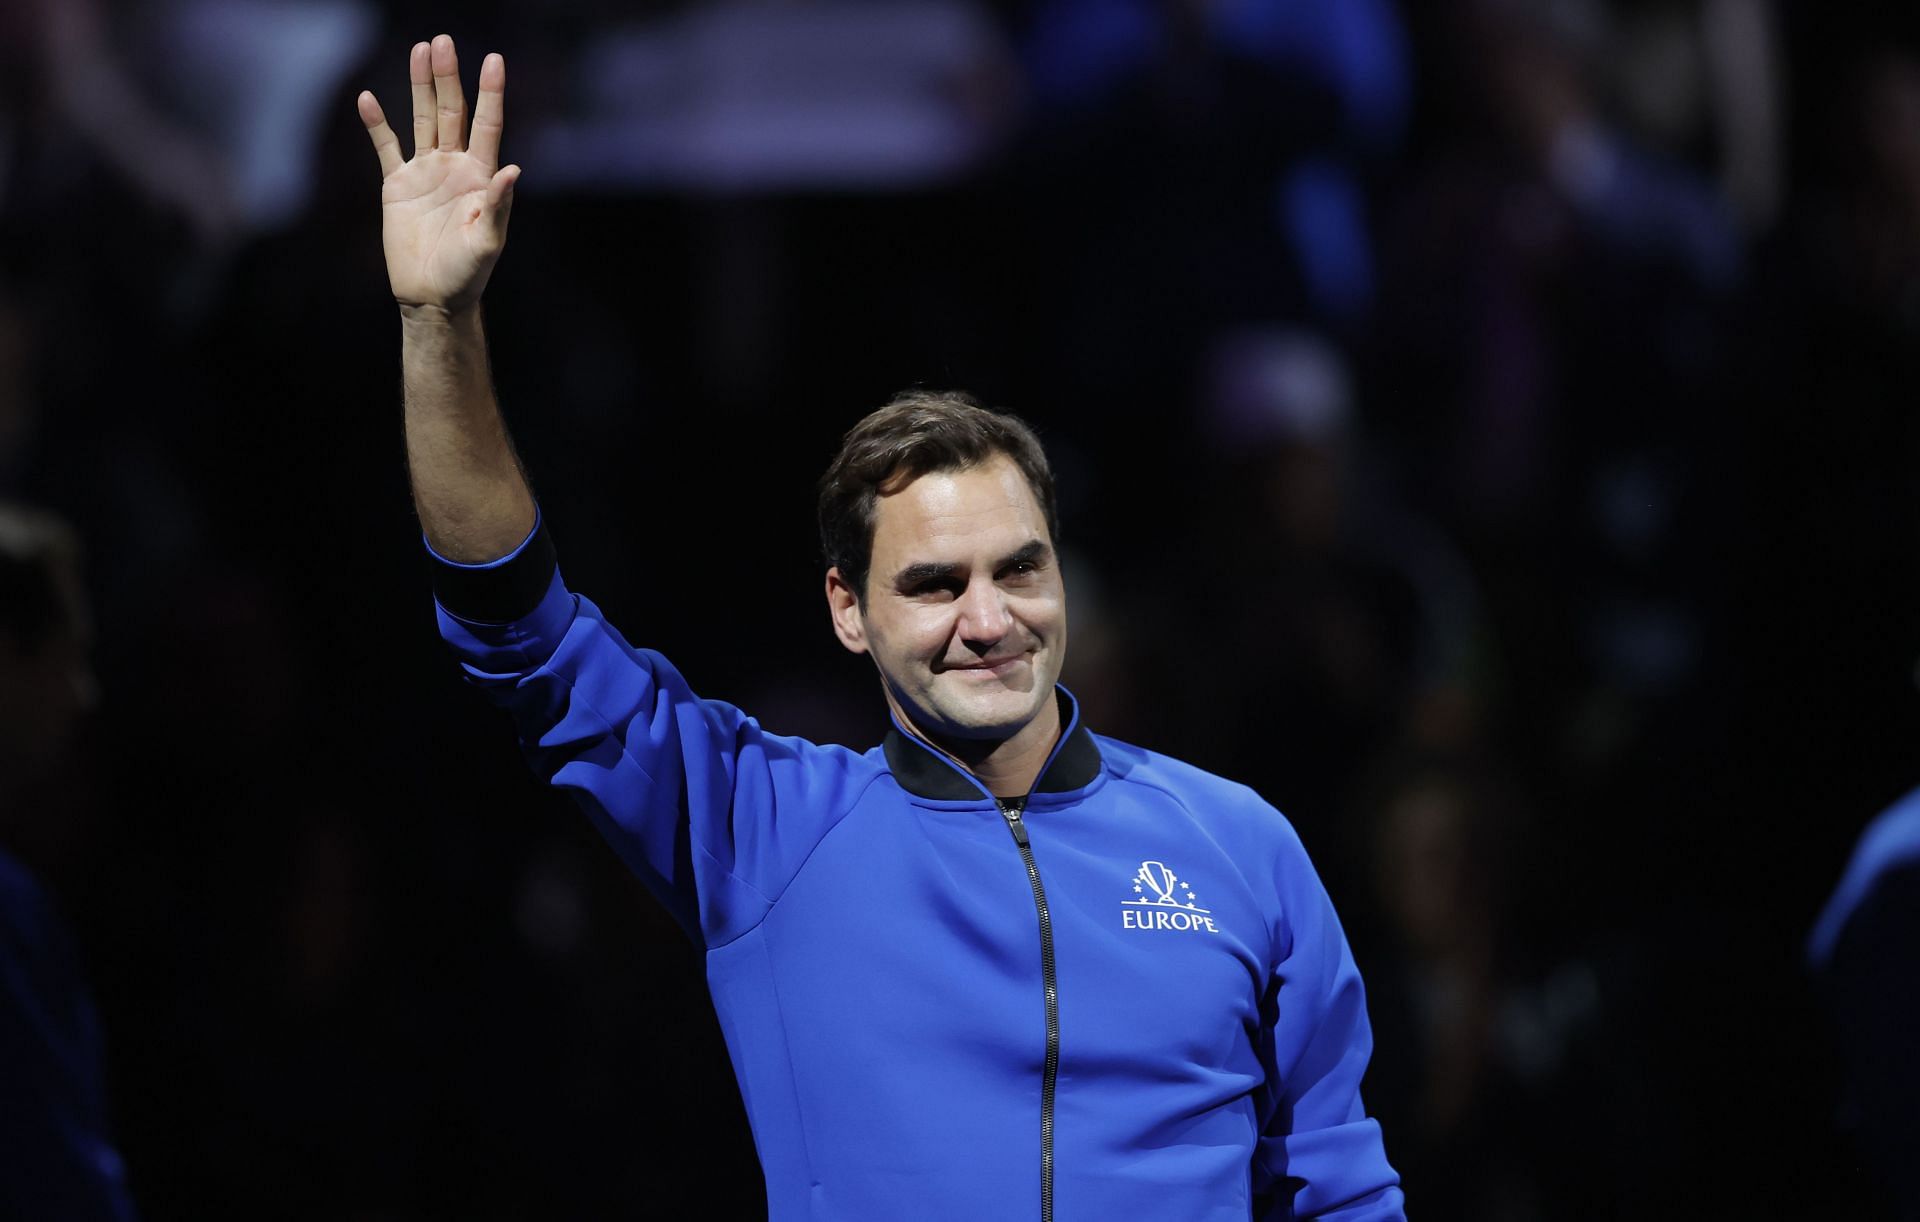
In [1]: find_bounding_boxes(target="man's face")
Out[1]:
[827,454,1066,745]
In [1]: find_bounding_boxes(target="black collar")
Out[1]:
[882,686,1104,801]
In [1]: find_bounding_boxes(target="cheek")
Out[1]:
[1016,591,1066,636]
[870,609,949,661]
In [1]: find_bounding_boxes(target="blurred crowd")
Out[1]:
[3,0,1919,1217]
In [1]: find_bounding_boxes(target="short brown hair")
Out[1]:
[818,389,1059,603]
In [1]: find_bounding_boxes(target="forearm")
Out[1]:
[400,302,537,562]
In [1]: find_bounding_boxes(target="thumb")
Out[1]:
[486,164,520,214]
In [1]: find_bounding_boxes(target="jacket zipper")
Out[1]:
[997,796,1057,1222]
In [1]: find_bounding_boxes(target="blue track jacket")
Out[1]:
[429,510,1403,1221]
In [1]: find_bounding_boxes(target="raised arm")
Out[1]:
[359,35,533,563]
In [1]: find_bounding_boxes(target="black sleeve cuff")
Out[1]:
[425,511,559,624]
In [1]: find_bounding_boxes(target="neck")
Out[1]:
[885,685,1064,800]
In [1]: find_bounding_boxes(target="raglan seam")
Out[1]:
[529,644,774,915]
[733,768,890,929]
[492,603,892,951]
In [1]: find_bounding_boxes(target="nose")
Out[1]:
[955,575,1012,649]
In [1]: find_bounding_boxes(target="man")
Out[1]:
[0,501,138,1219]
[360,34,1403,1220]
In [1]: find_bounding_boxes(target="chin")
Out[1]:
[929,689,1051,741]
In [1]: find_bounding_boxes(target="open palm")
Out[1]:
[358,36,520,313]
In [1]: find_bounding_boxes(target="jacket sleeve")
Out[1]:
[1251,813,1405,1221]
[426,508,869,946]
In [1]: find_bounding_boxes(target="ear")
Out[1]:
[825,566,869,655]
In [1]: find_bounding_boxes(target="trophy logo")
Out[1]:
[1122,860,1216,932]
[1135,861,1184,906]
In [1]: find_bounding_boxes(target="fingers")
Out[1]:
[432,34,468,153]
[394,36,492,162]
[409,41,434,158]
[469,53,506,170]
[357,91,404,177]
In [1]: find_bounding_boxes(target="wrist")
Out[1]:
[397,297,480,322]
[398,299,482,328]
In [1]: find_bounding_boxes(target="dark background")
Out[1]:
[4,0,1918,1216]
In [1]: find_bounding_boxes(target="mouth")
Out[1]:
[945,655,1028,678]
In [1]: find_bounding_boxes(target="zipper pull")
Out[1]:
[997,797,1030,846]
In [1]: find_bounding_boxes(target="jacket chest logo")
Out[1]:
[1120,860,1219,933]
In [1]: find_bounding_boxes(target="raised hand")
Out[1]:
[358,36,520,314]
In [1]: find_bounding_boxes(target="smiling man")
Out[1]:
[821,400,1068,796]
[365,33,1402,1222]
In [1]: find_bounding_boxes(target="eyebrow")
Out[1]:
[891,540,1053,590]
[1003,540,1053,571]
[892,560,959,589]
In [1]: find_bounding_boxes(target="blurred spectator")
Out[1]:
[0,266,202,663]
[526,0,1015,191]
[5,0,237,249]
[1698,0,1784,229]
[1481,0,1739,287]
[1787,47,1920,334]
[126,0,378,234]
[1371,0,1740,848]
[1022,0,1409,323]
[1808,786,1920,1222]
[0,500,136,1219]
[1608,0,1784,233]
[1378,0,1741,523]
[1355,755,1634,1221]
[1170,325,1481,850]
[1,0,242,340]
[1008,0,1408,506]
